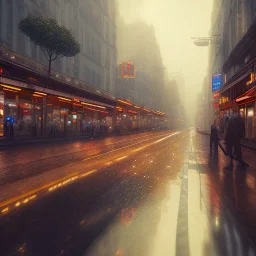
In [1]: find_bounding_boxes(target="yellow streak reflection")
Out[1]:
[1,207,9,213]
[188,160,213,255]
[80,169,97,177]
[115,156,128,161]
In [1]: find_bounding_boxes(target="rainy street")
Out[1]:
[0,130,255,256]
[2,0,256,255]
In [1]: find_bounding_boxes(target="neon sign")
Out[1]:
[212,74,222,92]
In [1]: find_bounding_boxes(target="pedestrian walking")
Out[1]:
[225,111,245,169]
[223,113,229,132]
[210,120,219,155]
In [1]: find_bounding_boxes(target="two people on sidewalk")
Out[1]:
[210,110,245,169]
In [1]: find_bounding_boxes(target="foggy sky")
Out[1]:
[118,0,213,123]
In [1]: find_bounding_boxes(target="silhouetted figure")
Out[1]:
[225,112,245,169]
[210,121,219,155]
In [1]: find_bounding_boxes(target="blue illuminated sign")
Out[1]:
[212,74,222,92]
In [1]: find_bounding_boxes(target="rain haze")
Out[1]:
[118,0,214,124]
[3,1,256,255]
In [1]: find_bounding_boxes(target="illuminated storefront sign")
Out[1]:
[246,73,254,86]
[213,91,220,99]
[212,74,222,92]
[219,97,229,104]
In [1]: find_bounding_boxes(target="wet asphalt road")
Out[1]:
[0,130,256,256]
[0,131,170,185]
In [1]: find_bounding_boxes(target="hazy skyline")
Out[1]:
[118,0,214,122]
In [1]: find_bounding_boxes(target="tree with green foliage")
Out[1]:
[19,15,80,82]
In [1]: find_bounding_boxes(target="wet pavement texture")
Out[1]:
[0,132,168,185]
[0,130,256,256]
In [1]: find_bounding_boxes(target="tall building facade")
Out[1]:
[197,0,224,132]
[0,0,117,93]
[218,0,256,139]
[116,18,166,112]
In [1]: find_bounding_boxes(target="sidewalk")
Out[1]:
[194,131,256,250]
[198,130,256,170]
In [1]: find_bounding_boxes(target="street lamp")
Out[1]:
[191,35,221,46]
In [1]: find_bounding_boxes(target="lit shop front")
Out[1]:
[0,92,4,136]
[235,86,256,140]
[116,99,167,131]
[1,85,44,137]
[0,51,166,138]
[0,81,113,138]
[220,64,256,139]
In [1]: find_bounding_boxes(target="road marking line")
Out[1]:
[0,169,97,210]
[80,169,97,178]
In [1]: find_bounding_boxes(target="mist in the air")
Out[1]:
[116,0,213,126]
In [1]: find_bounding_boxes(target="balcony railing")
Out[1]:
[0,45,116,100]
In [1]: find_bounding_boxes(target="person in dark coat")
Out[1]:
[225,111,245,169]
[210,120,219,155]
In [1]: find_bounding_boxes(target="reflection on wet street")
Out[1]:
[0,130,256,256]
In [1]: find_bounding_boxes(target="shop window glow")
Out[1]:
[248,109,254,117]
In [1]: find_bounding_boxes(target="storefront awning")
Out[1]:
[0,77,115,109]
[236,85,256,105]
[0,45,117,107]
[236,85,256,101]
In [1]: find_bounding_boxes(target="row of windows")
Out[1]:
[223,0,256,61]
[0,0,115,92]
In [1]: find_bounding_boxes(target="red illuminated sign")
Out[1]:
[121,62,135,78]
[213,91,220,99]
[0,66,3,75]
[213,102,219,109]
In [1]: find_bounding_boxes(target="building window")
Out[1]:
[95,73,101,87]
[106,73,110,91]
[91,36,95,59]
[91,70,95,85]
[106,19,109,41]
[105,49,110,68]
[6,0,13,45]
[31,43,37,60]
[99,74,101,88]
[86,31,91,56]
[84,65,90,84]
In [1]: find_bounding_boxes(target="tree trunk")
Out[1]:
[47,57,52,88]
